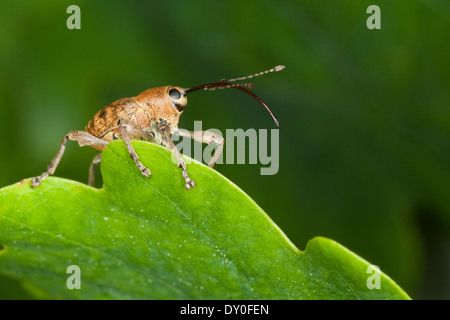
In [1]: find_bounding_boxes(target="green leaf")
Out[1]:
[0,141,410,299]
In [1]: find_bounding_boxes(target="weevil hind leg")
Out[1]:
[88,153,102,187]
[31,131,109,188]
[176,129,224,168]
[159,125,196,190]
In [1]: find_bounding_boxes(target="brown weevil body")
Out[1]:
[31,65,284,190]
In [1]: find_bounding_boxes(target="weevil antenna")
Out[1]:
[223,65,285,83]
[185,66,284,127]
[203,83,255,91]
[185,82,279,127]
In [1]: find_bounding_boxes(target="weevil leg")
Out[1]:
[31,131,109,188]
[159,124,196,190]
[117,119,151,178]
[88,153,102,187]
[175,129,224,168]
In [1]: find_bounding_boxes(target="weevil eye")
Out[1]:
[169,88,181,99]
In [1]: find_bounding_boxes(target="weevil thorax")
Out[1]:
[134,86,187,131]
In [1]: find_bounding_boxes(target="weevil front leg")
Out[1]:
[159,124,196,190]
[175,129,224,168]
[117,119,151,178]
[88,153,102,187]
[31,131,109,188]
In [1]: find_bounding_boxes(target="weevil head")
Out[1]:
[135,86,188,117]
[165,86,188,112]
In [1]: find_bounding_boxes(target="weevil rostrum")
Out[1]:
[31,65,284,190]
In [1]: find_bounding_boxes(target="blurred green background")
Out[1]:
[1,0,449,299]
